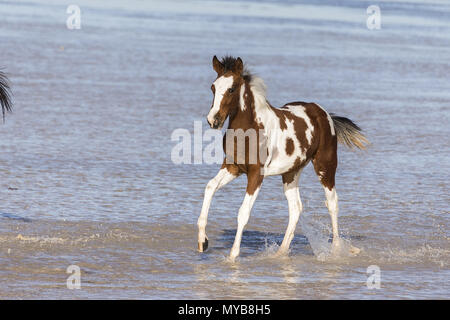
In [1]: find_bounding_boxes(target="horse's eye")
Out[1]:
[228,87,235,94]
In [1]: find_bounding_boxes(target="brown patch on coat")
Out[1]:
[285,138,294,156]
[281,157,308,185]
[221,162,241,177]
[246,165,264,195]
[300,102,338,190]
[272,107,288,130]
[293,117,310,155]
[281,170,297,186]
[283,157,302,184]
[272,103,314,155]
[223,79,268,173]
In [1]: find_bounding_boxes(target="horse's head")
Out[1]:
[207,56,244,129]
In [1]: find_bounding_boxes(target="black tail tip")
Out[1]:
[331,114,369,150]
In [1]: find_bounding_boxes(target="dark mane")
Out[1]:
[220,55,252,82]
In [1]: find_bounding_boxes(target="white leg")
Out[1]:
[278,172,302,254]
[197,167,238,252]
[324,187,340,245]
[229,187,261,261]
[324,186,361,255]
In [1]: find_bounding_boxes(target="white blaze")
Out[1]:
[207,75,234,125]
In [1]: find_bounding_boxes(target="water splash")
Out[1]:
[299,214,361,262]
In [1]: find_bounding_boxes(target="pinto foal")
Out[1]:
[198,56,368,261]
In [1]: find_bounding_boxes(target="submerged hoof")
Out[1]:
[331,238,361,257]
[198,237,209,252]
[274,248,289,258]
[331,238,343,254]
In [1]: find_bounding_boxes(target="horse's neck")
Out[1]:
[228,81,278,168]
[228,81,275,131]
[228,106,254,130]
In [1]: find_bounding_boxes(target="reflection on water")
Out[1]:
[0,0,449,299]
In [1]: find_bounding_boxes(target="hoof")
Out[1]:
[198,237,208,252]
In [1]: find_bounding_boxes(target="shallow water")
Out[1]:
[0,0,449,299]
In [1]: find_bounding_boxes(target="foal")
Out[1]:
[197,56,368,261]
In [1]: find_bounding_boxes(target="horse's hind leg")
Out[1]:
[312,144,341,248]
[277,169,303,255]
[198,163,239,252]
[313,144,360,255]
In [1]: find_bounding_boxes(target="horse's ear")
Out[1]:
[212,55,224,74]
[235,57,244,75]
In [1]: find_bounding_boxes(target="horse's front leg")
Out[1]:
[229,168,264,261]
[277,169,303,255]
[198,164,239,252]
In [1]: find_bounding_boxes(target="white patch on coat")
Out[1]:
[248,76,280,174]
[249,77,272,127]
[207,75,234,125]
[318,171,325,180]
[239,83,246,111]
[283,105,315,144]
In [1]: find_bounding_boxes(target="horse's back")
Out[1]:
[280,101,335,141]
[261,102,325,176]
[275,100,337,167]
[281,101,330,123]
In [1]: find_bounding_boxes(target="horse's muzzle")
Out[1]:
[208,115,223,129]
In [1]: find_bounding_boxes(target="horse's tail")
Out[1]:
[331,114,369,150]
[0,70,13,122]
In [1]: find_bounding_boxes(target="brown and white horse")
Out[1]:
[0,71,13,122]
[198,56,368,261]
